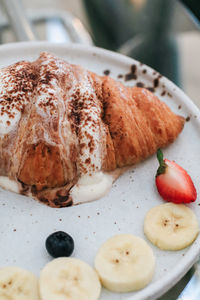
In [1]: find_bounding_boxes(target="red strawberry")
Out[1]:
[155,149,197,204]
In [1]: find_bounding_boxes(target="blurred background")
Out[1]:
[0,1,199,299]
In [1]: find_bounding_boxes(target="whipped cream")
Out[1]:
[0,176,19,193]
[0,62,35,135]
[67,67,103,176]
[0,108,21,135]
[0,68,21,135]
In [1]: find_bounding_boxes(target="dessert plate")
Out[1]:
[0,41,200,300]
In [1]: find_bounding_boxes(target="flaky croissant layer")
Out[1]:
[0,52,184,207]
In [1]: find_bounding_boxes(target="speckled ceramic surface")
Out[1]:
[0,42,200,300]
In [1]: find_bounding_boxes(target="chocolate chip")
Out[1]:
[125,73,137,81]
[131,64,137,74]
[161,91,166,96]
[124,64,137,81]
[146,87,155,92]
[153,78,159,88]
[186,116,190,122]
[167,92,172,98]
[103,69,110,76]
[136,82,144,88]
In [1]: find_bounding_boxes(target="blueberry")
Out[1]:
[45,231,74,258]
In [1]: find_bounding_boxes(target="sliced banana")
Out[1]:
[0,266,39,300]
[94,234,155,292]
[144,203,199,250]
[39,257,101,300]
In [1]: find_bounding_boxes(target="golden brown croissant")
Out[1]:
[0,52,184,207]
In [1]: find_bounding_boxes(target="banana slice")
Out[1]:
[0,266,39,300]
[39,257,101,300]
[144,203,199,250]
[94,234,155,292]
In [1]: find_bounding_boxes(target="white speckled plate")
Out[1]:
[0,42,200,300]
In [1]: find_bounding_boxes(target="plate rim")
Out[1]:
[0,41,200,300]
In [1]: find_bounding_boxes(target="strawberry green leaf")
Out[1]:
[156,149,167,176]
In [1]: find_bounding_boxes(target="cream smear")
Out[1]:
[70,169,125,205]
[0,176,19,193]
[0,168,127,206]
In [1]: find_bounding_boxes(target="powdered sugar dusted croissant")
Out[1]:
[0,52,184,207]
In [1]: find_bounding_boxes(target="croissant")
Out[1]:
[0,52,184,207]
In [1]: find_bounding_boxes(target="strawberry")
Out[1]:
[155,149,197,204]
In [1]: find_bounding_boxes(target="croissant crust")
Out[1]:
[0,52,184,207]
